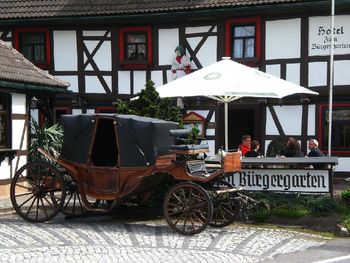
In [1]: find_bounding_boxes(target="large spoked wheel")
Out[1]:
[61,175,85,216]
[208,180,240,228]
[10,162,66,223]
[163,182,213,236]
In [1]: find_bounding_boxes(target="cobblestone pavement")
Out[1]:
[0,212,327,263]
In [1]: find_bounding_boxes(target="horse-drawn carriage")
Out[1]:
[10,114,242,235]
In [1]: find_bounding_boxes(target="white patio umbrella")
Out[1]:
[156,58,318,151]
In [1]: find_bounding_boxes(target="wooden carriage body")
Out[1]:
[59,114,180,201]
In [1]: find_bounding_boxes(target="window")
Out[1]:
[14,27,51,69]
[119,26,152,68]
[319,104,350,153]
[0,95,10,148]
[232,25,255,58]
[225,17,261,65]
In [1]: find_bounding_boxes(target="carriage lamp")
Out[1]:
[30,96,38,109]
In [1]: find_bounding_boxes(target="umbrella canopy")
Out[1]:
[156,58,318,150]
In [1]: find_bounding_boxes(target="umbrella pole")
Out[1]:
[225,101,228,151]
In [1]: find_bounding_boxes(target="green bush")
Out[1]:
[341,189,350,205]
[29,120,63,164]
[251,208,271,222]
[306,196,342,216]
[273,207,309,218]
[116,80,182,123]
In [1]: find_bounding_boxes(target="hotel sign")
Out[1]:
[309,15,350,56]
[228,169,329,193]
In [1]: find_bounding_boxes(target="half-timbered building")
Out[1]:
[0,0,350,176]
[0,40,69,196]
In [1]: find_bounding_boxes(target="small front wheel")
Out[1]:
[163,182,213,235]
[209,180,240,228]
[10,162,66,223]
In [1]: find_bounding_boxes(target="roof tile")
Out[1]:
[0,0,305,19]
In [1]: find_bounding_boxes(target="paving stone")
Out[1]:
[0,212,327,263]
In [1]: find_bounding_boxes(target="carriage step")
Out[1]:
[215,186,244,194]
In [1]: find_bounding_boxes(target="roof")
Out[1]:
[0,0,312,19]
[0,40,70,93]
[60,114,178,166]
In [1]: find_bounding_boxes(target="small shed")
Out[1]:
[0,40,69,196]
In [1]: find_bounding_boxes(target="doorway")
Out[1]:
[228,109,255,150]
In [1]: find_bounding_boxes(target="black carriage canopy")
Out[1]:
[60,114,178,167]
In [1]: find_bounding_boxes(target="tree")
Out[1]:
[116,80,182,123]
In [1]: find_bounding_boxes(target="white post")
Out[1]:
[328,0,335,156]
[224,99,229,151]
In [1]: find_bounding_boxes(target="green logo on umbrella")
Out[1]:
[204,72,221,80]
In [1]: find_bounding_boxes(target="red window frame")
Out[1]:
[13,27,51,69]
[225,17,261,67]
[318,104,350,154]
[119,26,152,69]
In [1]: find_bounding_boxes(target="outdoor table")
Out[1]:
[205,156,338,195]
[0,149,17,165]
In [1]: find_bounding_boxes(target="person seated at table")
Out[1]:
[238,134,251,157]
[281,137,304,157]
[307,139,324,157]
[245,140,263,157]
[307,139,326,169]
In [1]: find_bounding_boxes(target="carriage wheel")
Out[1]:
[61,175,85,216]
[10,162,66,223]
[163,182,213,235]
[209,180,240,228]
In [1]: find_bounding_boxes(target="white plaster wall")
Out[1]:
[334,60,350,85]
[286,63,300,86]
[206,140,215,156]
[85,76,111,93]
[12,119,27,150]
[83,31,111,37]
[118,71,131,94]
[84,41,111,71]
[56,75,78,93]
[308,62,328,87]
[265,64,281,78]
[264,140,272,156]
[274,105,303,135]
[185,26,217,34]
[266,109,279,135]
[195,36,217,67]
[187,37,201,53]
[12,155,27,174]
[11,93,26,114]
[158,28,179,66]
[53,31,77,71]
[0,158,11,180]
[166,70,174,84]
[265,18,301,60]
[133,71,146,94]
[307,104,316,136]
[335,157,350,172]
[150,71,163,87]
[72,109,82,115]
